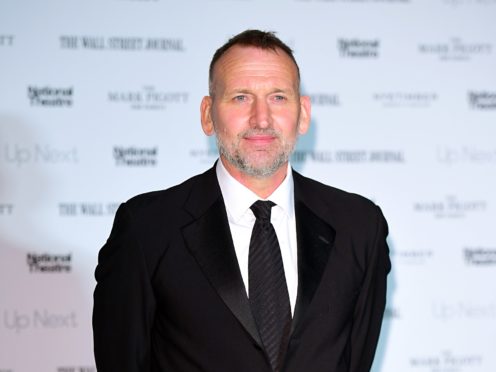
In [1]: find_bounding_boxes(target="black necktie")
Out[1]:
[249,200,292,372]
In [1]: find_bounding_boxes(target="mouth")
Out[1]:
[244,134,276,145]
[242,129,279,147]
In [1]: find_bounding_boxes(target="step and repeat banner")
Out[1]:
[1,0,495,371]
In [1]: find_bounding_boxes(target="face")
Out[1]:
[201,45,310,179]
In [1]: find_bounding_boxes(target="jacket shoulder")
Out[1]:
[293,171,378,215]
[123,170,208,217]
[293,171,389,271]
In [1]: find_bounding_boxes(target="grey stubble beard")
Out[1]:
[216,128,296,178]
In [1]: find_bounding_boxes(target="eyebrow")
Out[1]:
[224,88,296,96]
[226,89,252,95]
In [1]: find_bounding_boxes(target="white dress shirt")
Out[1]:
[216,159,298,315]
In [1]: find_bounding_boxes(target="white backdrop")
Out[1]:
[1,0,495,371]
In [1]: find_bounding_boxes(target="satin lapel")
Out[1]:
[181,168,262,347]
[291,183,336,335]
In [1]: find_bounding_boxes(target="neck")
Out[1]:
[220,157,288,199]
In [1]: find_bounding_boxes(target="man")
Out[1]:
[93,29,391,372]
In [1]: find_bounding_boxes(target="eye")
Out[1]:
[233,95,247,102]
[273,95,287,102]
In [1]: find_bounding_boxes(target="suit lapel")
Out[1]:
[291,172,336,334]
[180,167,335,346]
[181,167,262,347]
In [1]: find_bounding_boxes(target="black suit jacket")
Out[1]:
[93,166,390,372]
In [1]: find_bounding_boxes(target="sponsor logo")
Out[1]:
[27,253,71,273]
[292,150,404,163]
[0,35,14,47]
[2,144,79,167]
[60,35,184,51]
[432,301,496,320]
[59,202,119,216]
[308,93,340,107]
[468,91,496,110]
[189,148,219,163]
[437,146,496,165]
[393,249,433,265]
[108,86,188,110]
[338,38,380,58]
[113,146,158,166]
[413,195,487,218]
[418,38,492,61]
[0,204,14,216]
[410,350,483,371]
[464,247,496,265]
[3,309,78,333]
[373,92,438,107]
[57,367,95,372]
[189,149,405,164]
[28,86,73,107]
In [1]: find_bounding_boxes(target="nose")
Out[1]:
[249,98,271,129]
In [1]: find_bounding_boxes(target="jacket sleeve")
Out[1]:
[349,205,391,372]
[93,202,156,372]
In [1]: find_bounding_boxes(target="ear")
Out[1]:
[297,95,311,135]
[200,96,215,136]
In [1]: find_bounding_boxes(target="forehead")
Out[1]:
[212,45,299,88]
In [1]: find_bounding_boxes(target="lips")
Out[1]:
[242,129,279,146]
[244,134,276,145]
[243,136,277,149]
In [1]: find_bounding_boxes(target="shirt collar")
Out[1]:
[216,159,294,223]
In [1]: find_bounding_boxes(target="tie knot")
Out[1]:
[250,200,275,222]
